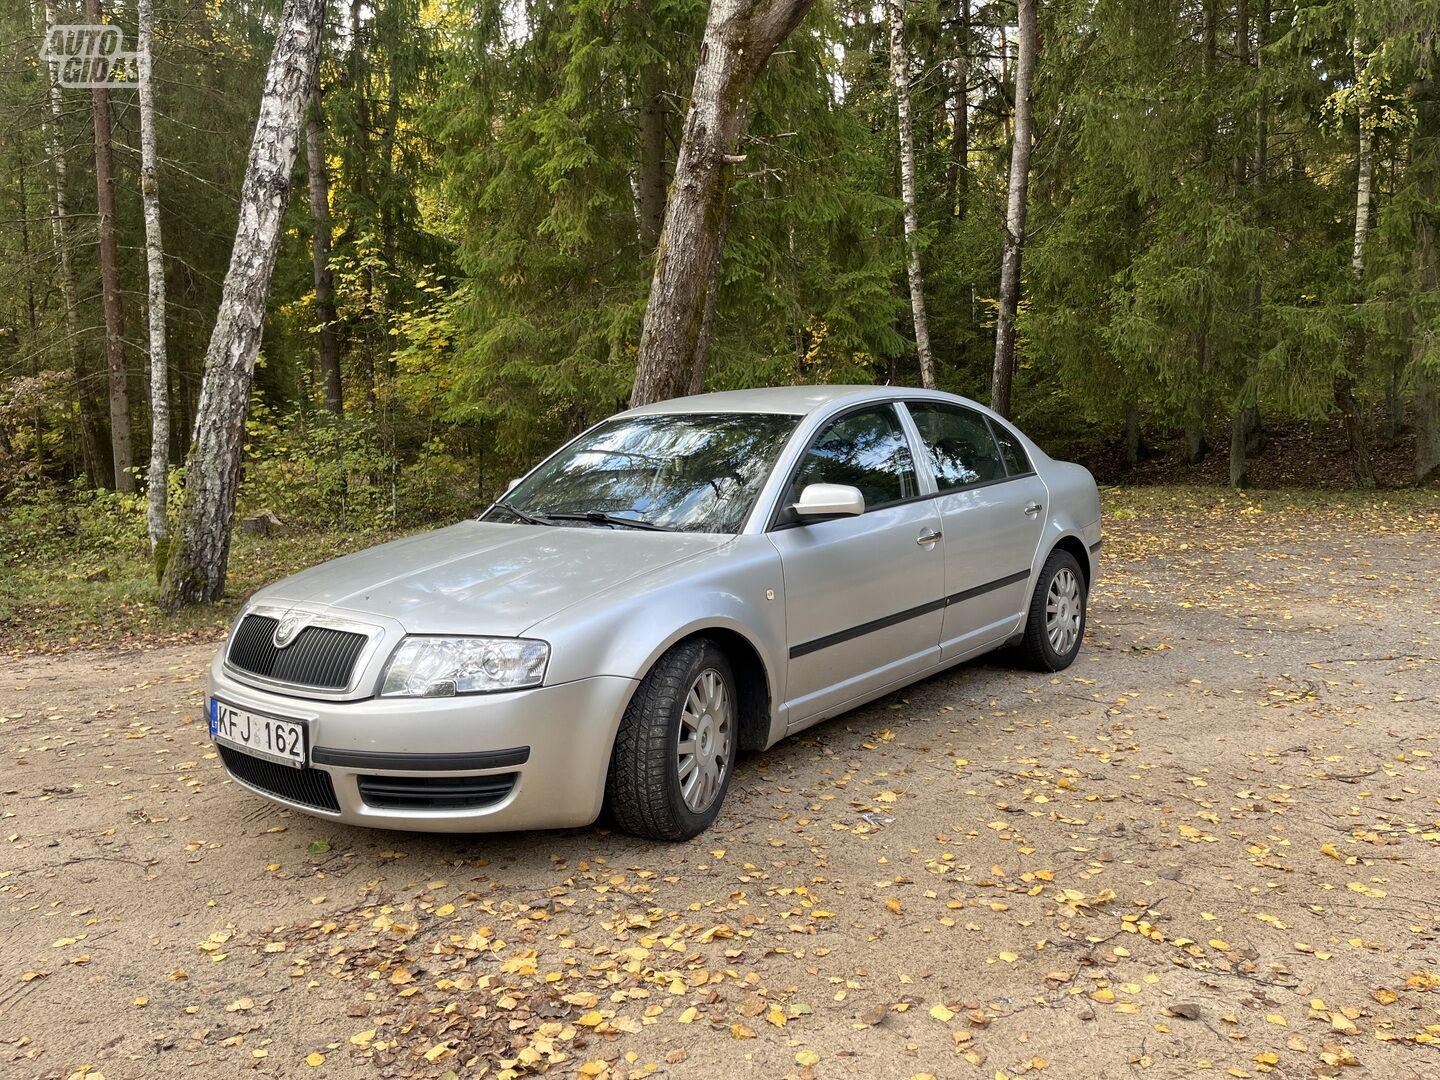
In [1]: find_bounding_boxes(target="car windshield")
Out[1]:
[484,412,799,534]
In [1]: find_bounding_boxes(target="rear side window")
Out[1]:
[792,406,918,510]
[988,419,1033,476]
[907,402,1006,491]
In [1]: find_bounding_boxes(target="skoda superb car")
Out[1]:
[208,386,1100,840]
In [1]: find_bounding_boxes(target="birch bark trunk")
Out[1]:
[85,0,133,491]
[989,0,1036,419]
[944,0,970,215]
[306,85,343,413]
[160,0,327,609]
[1341,37,1376,487]
[138,0,170,555]
[888,0,936,389]
[628,0,817,407]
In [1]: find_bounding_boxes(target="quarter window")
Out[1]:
[907,402,1006,491]
[988,419,1033,476]
[791,406,918,510]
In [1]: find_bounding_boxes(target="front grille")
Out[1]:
[228,614,367,690]
[357,772,517,811]
[219,745,341,813]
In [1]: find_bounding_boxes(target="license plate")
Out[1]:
[210,698,308,769]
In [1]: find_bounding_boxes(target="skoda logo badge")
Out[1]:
[272,614,306,649]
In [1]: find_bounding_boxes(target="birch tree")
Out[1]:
[306,84,343,413]
[137,0,169,555]
[1340,36,1376,488]
[85,0,133,490]
[944,0,970,216]
[628,0,818,407]
[990,0,1037,419]
[160,0,327,609]
[888,0,936,389]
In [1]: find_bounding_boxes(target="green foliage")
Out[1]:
[3,0,1440,528]
[239,399,482,528]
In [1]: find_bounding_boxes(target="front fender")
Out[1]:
[522,536,787,739]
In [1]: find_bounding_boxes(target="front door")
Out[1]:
[768,405,946,724]
[904,402,1048,658]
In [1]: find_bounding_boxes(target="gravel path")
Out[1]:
[3,500,1438,1080]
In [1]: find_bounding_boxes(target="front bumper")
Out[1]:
[207,652,637,832]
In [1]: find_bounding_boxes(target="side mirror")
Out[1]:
[793,483,865,520]
[504,477,521,494]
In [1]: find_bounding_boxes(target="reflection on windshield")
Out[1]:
[484,413,798,534]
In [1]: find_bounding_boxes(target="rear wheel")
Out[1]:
[1019,549,1087,671]
[605,639,736,840]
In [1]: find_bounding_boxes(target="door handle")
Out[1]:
[1024,502,1043,517]
[916,530,942,546]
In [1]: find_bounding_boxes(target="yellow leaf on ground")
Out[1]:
[930,1004,955,1022]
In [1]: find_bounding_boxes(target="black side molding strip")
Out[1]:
[944,569,1031,607]
[311,746,531,771]
[789,569,1032,659]
[1089,539,1102,553]
[790,598,948,659]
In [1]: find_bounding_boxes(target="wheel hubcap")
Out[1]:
[1045,567,1083,656]
[676,668,732,814]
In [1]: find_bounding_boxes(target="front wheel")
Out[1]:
[1019,549,1087,671]
[605,639,737,840]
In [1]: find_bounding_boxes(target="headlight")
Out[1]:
[380,636,549,697]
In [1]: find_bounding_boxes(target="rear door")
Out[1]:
[903,402,1048,659]
[768,404,945,725]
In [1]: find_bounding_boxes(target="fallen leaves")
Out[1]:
[11,492,1440,1080]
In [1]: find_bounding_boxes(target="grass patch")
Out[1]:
[1101,483,1440,522]
[1,507,404,653]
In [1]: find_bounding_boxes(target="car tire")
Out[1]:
[1019,548,1087,671]
[605,639,737,841]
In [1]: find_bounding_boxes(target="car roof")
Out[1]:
[621,384,984,418]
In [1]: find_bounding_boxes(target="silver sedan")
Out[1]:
[207,386,1100,839]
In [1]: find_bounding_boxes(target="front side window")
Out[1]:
[487,413,798,533]
[907,402,1006,491]
[790,406,918,510]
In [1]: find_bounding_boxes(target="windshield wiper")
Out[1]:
[544,511,674,532]
[492,501,554,526]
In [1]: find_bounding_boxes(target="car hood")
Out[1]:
[258,520,731,636]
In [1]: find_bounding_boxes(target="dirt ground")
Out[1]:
[3,497,1439,1080]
